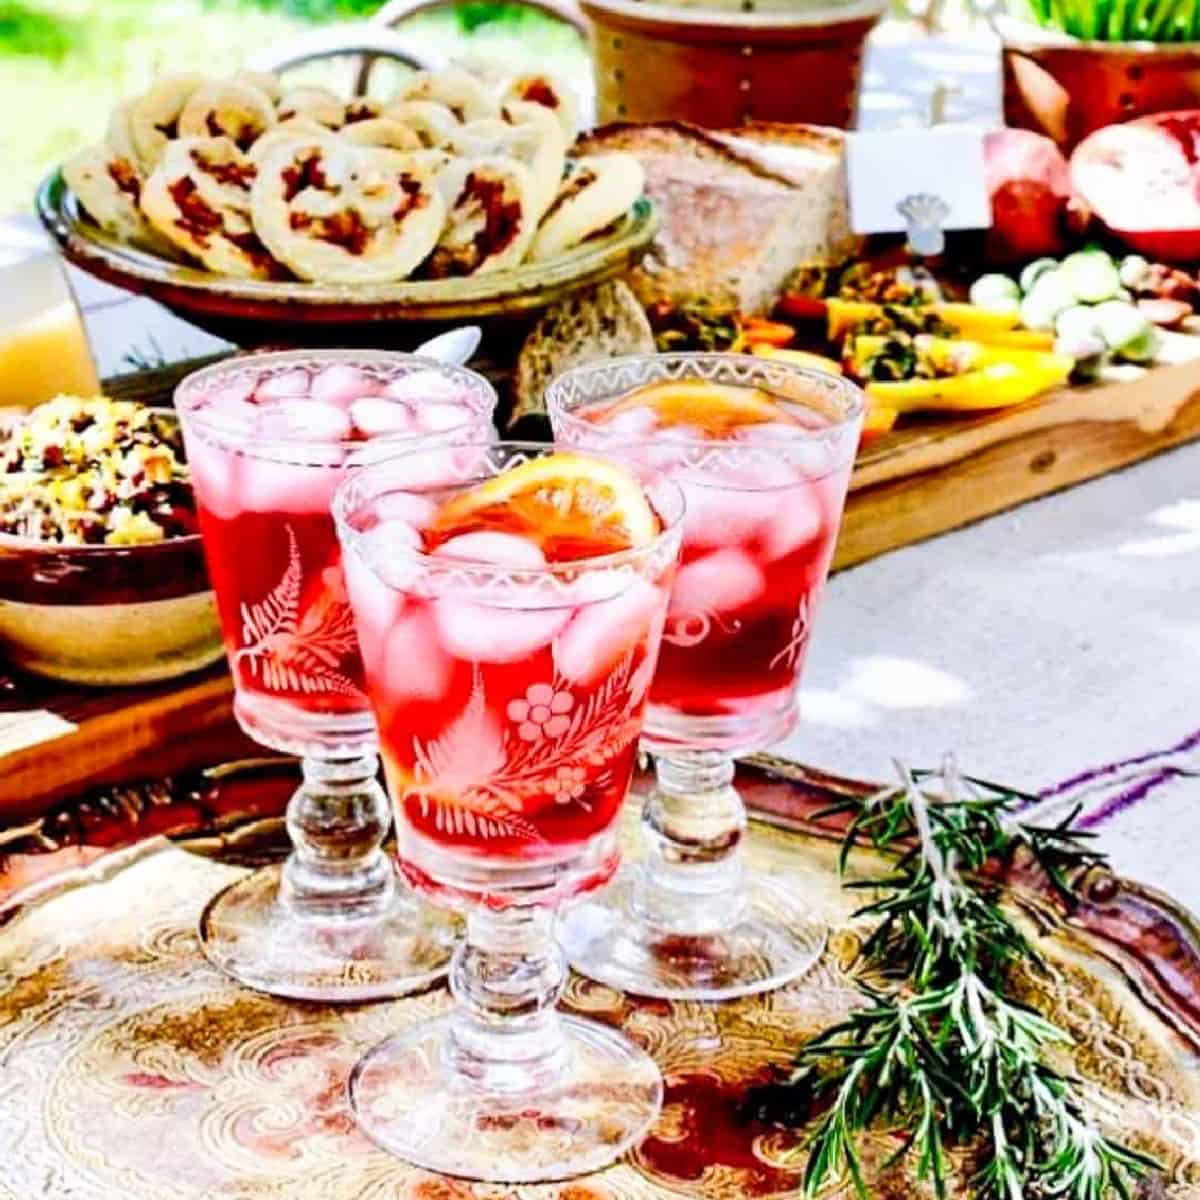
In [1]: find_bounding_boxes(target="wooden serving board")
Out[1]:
[0,666,256,823]
[3,344,1200,815]
[101,340,1200,576]
[834,325,1200,569]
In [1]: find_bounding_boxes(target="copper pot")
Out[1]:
[1000,19,1200,150]
[373,0,884,129]
[580,0,883,127]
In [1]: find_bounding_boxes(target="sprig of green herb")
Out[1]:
[745,757,1159,1199]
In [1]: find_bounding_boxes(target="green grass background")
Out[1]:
[0,0,587,215]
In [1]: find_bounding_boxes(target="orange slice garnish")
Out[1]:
[596,379,796,438]
[427,451,660,562]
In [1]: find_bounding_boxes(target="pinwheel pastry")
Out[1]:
[340,117,422,151]
[140,136,278,278]
[68,99,173,247]
[343,97,384,124]
[381,100,460,149]
[426,155,539,277]
[505,101,567,216]
[530,153,645,261]
[393,68,499,123]
[501,72,579,138]
[178,78,276,150]
[250,136,445,283]
[129,74,206,173]
[277,86,345,129]
[248,119,331,163]
[105,99,141,165]
[234,69,282,103]
[453,104,566,220]
[63,67,646,288]
[63,145,158,247]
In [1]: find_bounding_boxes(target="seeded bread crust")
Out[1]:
[577,120,857,315]
[512,280,655,426]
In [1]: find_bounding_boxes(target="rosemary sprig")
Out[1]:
[746,757,1159,1200]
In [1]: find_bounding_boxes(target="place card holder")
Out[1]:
[845,125,990,259]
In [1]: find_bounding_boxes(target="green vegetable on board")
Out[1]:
[1060,249,1121,305]
[1019,270,1077,331]
[969,273,1021,313]
[1118,254,1151,290]
[1019,256,1059,294]
[1094,300,1158,362]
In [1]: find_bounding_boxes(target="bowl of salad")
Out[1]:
[0,396,221,685]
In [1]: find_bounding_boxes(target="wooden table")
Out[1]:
[4,29,1198,910]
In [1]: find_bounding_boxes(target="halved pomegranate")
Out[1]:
[984,127,1089,265]
[1070,112,1200,264]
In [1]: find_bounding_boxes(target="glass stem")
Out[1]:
[448,907,568,1095]
[281,754,394,922]
[636,750,747,936]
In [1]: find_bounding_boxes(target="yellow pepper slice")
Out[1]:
[865,353,1073,413]
[862,403,899,441]
[971,328,1055,352]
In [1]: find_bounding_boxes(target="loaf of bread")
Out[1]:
[577,120,859,315]
[511,280,655,426]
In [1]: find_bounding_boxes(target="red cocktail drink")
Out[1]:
[548,355,864,1002]
[334,443,682,1182]
[179,350,495,750]
[557,374,856,749]
[173,349,496,1004]
[339,446,680,905]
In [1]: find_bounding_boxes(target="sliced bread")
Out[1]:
[576,120,857,315]
[511,280,655,427]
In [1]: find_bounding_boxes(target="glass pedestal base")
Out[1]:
[559,866,825,1002]
[349,1013,662,1183]
[198,863,459,1003]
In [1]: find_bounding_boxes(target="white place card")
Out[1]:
[0,710,77,756]
[846,127,991,240]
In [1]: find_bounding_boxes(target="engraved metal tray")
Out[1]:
[2,757,1198,1198]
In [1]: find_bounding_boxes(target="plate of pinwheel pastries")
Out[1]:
[37,66,657,334]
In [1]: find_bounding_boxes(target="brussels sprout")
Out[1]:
[1019,271,1077,331]
[969,273,1021,313]
[1093,300,1158,363]
[1057,331,1107,380]
[1053,305,1105,372]
[1056,304,1099,348]
[1055,304,1101,339]
[1061,250,1121,304]
[1119,254,1151,290]
[1019,257,1059,294]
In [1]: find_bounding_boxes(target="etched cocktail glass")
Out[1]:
[333,441,683,1182]
[548,353,865,1001]
[176,348,496,1002]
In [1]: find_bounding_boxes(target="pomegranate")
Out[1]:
[1070,112,1200,264]
[984,127,1089,266]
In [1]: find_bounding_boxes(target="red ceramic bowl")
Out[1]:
[0,412,222,686]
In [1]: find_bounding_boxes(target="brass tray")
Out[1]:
[36,170,658,344]
[2,757,1198,1198]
